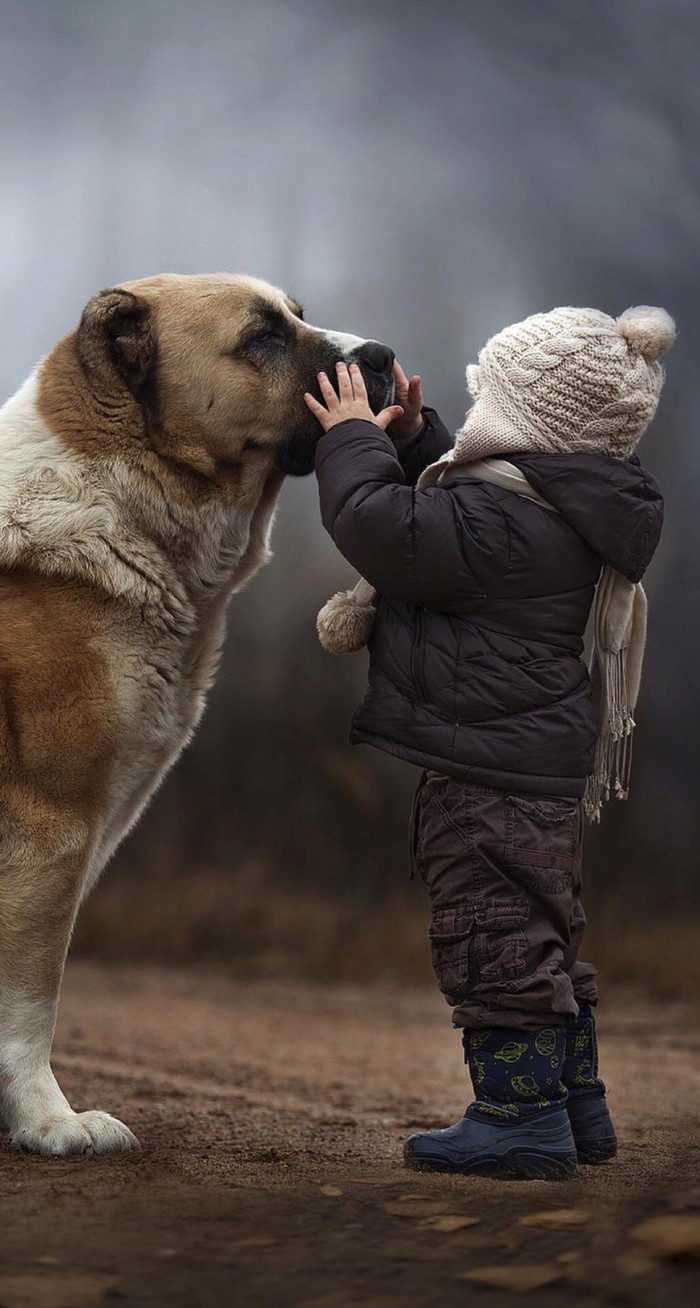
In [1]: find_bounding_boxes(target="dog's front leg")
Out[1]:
[0,830,139,1156]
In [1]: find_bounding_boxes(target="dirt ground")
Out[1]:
[1,963,699,1308]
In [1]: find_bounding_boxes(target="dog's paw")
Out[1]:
[11,1109,140,1157]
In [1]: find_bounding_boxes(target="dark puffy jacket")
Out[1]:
[314,408,664,797]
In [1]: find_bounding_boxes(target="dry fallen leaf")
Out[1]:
[457,1264,566,1292]
[420,1215,480,1233]
[518,1208,588,1231]
[320,1185,344,1197]
[630,1214,700,1260]
[0,1274,116,1308]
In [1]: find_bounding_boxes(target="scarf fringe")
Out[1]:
[583,648,636,822]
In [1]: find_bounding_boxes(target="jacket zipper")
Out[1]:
[411,607,428,700]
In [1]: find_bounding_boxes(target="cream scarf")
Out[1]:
[317,456,647,822]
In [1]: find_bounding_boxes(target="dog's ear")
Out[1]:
[77,288,158,419]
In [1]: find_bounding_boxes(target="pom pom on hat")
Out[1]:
[616,306,677,361]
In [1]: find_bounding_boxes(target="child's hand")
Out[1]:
[304,362,404,433]
[387,361,424,440]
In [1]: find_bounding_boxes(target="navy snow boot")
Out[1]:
[405,1026,577,1180]
[564,1006,617,1164]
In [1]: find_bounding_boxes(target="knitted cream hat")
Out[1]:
[450,304,676,465]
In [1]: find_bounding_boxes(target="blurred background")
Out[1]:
[1,0,698,996]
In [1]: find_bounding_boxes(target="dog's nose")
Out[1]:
[355,341,395,374]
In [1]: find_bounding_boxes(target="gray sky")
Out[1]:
[1,0,698,844]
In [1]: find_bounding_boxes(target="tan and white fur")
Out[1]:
[0,273,394,1155]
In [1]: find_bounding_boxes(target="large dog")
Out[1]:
[0,273,394,1155]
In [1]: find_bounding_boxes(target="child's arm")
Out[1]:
[306,363,508,610]
[388,363,454,486]
[393,408,454,486]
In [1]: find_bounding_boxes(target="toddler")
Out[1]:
[304,305,673,1178]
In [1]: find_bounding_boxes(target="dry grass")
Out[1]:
[586,908,700,1003]
[74,867,700,1004]
[74,866,430,983]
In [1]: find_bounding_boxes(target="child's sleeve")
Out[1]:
[392,408,454,486]
[314,418,509,610]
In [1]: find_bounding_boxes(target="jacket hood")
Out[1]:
[508,451,663,582]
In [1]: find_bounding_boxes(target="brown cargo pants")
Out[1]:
[411,772,598,1031]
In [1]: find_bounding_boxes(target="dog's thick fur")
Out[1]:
[0,273,393,1155]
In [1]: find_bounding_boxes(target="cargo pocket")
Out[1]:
[473,897,530,982]
[429,904,474,1004]
[505,794,580,894]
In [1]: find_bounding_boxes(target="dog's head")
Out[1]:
[67,273,395,480]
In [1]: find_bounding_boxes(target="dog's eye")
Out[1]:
[241,325,288,351]
[253,328,285,345]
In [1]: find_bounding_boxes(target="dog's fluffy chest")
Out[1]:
[103,598,229,755]
[0,373,279,864]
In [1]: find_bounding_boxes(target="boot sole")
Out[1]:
[403,1140,577,1181]
[576,1142,618,1165]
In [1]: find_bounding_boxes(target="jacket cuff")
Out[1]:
[392,414,429,449]
[314,417,395,471]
